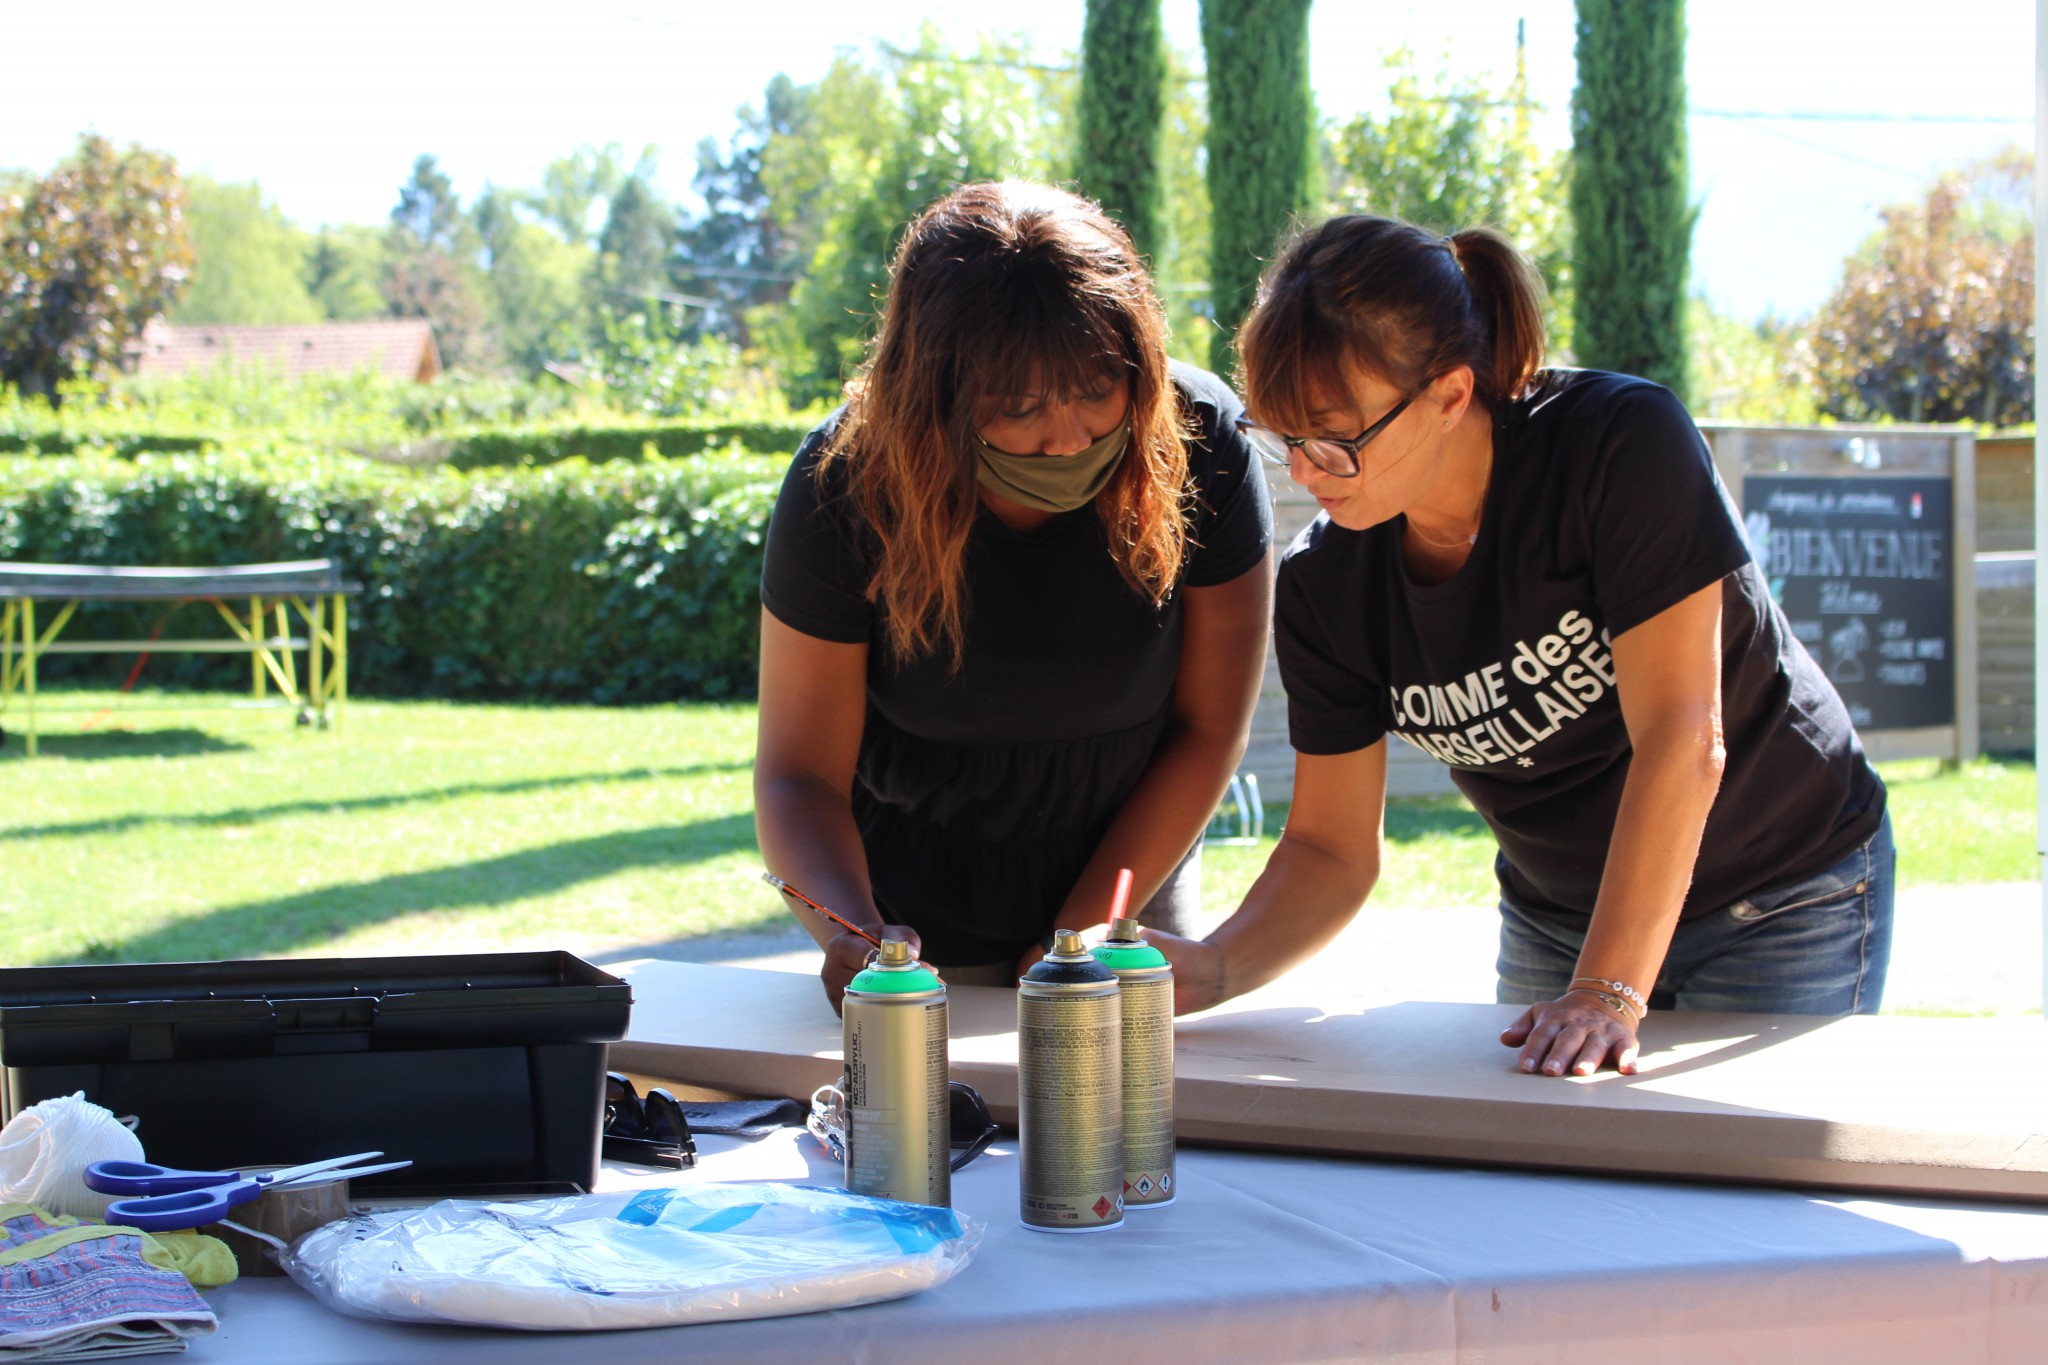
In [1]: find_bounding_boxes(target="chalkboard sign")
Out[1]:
[1742,475,1954,731]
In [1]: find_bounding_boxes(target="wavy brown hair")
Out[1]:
[1238,216,1547,435]
[819,181,1190,666]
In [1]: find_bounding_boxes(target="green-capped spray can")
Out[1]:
[1092,915,1175,1208]
[842,937,950,1207]
[1017,929,1122,1233]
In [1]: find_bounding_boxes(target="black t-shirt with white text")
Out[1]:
[1275,369,1885,923]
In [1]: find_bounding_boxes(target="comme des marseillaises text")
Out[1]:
[1389,609,1613,767]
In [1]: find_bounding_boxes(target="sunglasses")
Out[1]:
[604,1072,698,1170]
[808,1079,1000,1174]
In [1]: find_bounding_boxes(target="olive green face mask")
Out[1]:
[972,415,1131,514]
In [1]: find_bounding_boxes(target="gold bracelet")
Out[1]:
[1564,986,1642,1026]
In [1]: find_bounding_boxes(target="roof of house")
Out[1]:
[131,319,442,382]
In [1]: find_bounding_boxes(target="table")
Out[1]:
[0,559,358,756]
[193,1125,2048,1364]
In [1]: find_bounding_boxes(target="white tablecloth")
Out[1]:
[193,1128,2048,1364]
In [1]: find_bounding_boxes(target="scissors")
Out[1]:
[85,1152,412,1231]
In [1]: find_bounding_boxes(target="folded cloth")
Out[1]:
[0,1206,216,1361]
[680,1098,806,1137]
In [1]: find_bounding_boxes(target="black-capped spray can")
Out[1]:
[1017,929,1122,1232]
[1092,915,1175,1208]
[842,937,950,1207]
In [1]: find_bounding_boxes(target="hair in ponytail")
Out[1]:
[1237,215,1547,435]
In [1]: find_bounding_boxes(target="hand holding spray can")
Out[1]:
[842,936,951,1208]
[1092,870,1175,1208]
[1018,928,1123,1232]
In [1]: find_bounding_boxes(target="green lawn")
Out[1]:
[3,690,2036,966]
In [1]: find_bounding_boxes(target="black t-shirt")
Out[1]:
[1275,369,1885,923]
[762,361,1273,962]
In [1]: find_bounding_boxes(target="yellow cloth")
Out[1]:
[139,1227,239,1289]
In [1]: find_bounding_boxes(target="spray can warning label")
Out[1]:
[1018,930,1122,1232]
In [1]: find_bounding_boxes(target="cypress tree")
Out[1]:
[1201,0,1315,374]
[1077,0,1167,265]
[1570,0,1694,399]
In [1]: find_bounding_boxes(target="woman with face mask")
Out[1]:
[755,182,1274,1008]
[1146,215,1891,1078]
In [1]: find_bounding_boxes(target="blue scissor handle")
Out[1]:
[85,1160,240,1196]
[104,1179,265,1231]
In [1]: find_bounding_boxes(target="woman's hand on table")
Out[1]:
[1500,994,1640,1076]
[1136,928,1228,1015]
[820,926,922,1012]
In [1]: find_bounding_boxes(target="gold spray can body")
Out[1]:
[1017,929,1123,1233]
[842,939,951,1207]
[1093,916,1175,1208]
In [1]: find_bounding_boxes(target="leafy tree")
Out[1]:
[591,305,789,417]
[674,76,807,346]
[1152,45,1215,365]
[305,225,389,320]
[595,173,675,309]
[1326,47,1573,356]
[0,134,194,400]
[383,155,488,368]
[1200,0,1315,372]
[474,184,593,372]
[1807,151,2034,426]
[536,144,629,246]
[1077,0,1167,264]
[754,30,1076,405]
[1570,0,1693,398]
[1688,298,1817,423]
[173,175,322,325]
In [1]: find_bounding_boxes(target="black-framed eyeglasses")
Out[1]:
[1236,393,1417,477]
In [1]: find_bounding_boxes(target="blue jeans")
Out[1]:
[1495,812,1894,1015]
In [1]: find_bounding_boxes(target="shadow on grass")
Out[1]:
[3,761,752,842]
[45,813,759,966]
[1383,796,1490,843]
[0,727,252,761]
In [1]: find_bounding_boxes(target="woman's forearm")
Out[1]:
[1201,830,1378,1003]
[1051,716,1248,932]
[1575,732,1726,995]
[754,772,884,950]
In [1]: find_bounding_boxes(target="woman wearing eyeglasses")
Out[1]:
[1149,215,1890,1078]
[755,182,1273,1008]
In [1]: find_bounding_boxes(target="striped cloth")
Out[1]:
[0,1206,215,1361]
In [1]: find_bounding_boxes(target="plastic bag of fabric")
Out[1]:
[278,1181,981,1331]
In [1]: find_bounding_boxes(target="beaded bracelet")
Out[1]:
[1571,975,1647,1012]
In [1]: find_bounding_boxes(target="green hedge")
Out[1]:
[443,418,818,470]
[0,450,784,702]
[0,432,216,457]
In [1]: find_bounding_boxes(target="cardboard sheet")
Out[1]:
[610,959,2048,1202]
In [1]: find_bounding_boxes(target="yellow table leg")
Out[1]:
[250,597,266,700]
[274,600,299,703]
[332,593,348,730]
[305,595,326,720]
[22,598,36,759]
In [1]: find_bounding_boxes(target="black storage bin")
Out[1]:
[0,952,632,1195]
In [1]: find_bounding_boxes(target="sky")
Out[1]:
[1,0,2034,323]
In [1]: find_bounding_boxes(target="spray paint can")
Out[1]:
[1092,915,1175,1208]
[1017,929,1122,1233]
[842,937,950,1207]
